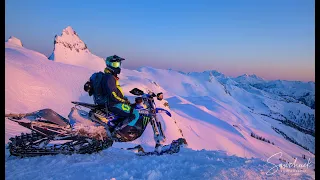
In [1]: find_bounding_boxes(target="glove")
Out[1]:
[84,81,93,96]
[135,97,143,104]
[123,96,131,105]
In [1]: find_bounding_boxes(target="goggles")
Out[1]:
[110,61,121,68]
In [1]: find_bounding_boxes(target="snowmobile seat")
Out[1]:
[71,101,105,110]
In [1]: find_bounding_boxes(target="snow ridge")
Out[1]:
[6,36,23,47]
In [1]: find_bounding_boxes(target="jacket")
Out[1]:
[90,69,126,107]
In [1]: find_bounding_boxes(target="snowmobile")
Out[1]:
[5,88,187,157]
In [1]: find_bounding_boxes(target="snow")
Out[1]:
[233,73,267,85]
[6,36,23,47]
[5,39,96,141]
[5,147,314,180]
[5,30,315,179]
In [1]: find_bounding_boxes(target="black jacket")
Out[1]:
[90,69,126,107]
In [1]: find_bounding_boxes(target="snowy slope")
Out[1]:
[48,26,105,71]
[134,68,315,154]
[5,36,315,179]
[187,70,315,134]
[230,76,315,132]
[232,75,315,109]
[5,38,96,141]
[258,80,315,109]
[5,147,314,180]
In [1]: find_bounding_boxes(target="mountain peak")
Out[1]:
[201,70,225,78]
[48,26,105,71]
[239,73,249,77]
[210,70,224,76]
[234,73,266,84]
[249,74,259,79]
[49,26,89,60]
[6,36,23,47]
[238,73,262,79]
[62,26,78,36]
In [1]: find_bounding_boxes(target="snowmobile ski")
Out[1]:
[136,138,187,156]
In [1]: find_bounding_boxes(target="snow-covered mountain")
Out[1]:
[5,35,315,179]
[232,74,315,109]
[257,80,315,109]
[189,70,315,132]
[233,73,266,85]
[6,36,23,47]
[48,26,105,71]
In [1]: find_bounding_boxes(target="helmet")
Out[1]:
[105,55,125,75]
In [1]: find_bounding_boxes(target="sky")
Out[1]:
[5,0,315,82]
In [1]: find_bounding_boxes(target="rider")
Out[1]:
[84,55,139,131]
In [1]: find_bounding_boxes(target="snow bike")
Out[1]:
[5,88,187,157]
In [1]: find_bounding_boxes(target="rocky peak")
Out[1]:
[52,26,88,53]
[6,36,23,47]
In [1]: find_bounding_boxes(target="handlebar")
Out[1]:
[130,88,163,101]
